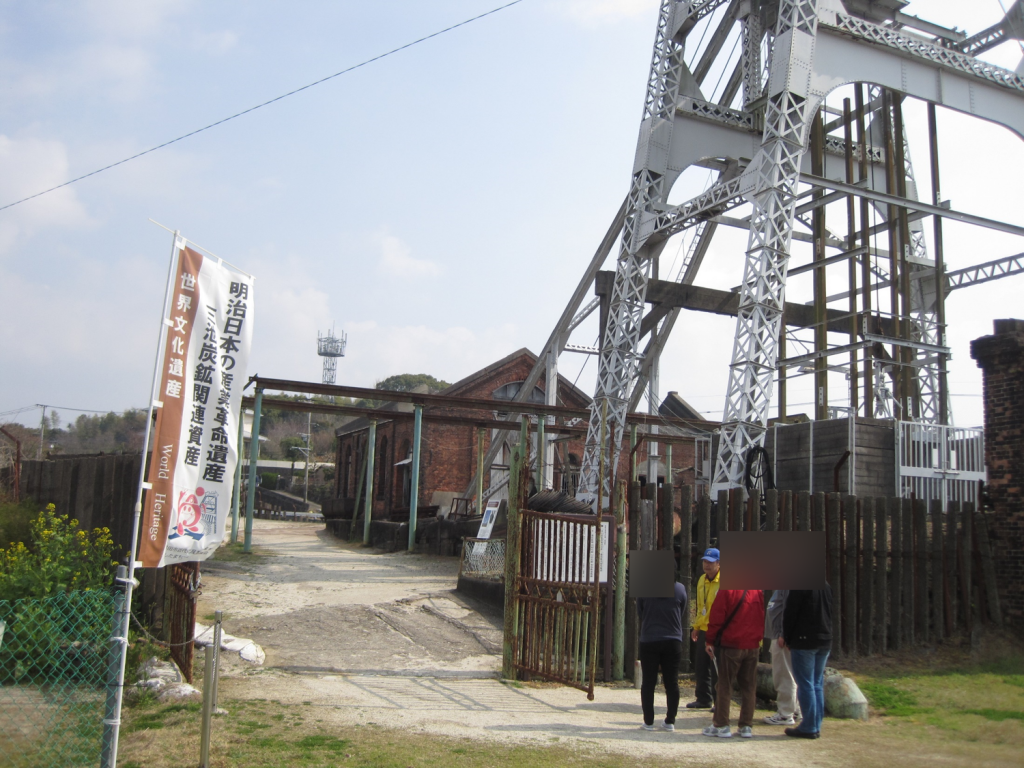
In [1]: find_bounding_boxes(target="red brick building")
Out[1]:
[332,349,706,521]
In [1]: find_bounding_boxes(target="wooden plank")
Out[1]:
[781,490,793,531]
[765,489,778,532]
[678,485,693,674]
[660,481,674,551]
[843,495,857,656]
[76,458,98,528]
[902,498,915,646]
[827,493,842,655]
[796,491,810,532]
[717,489,729,537]
[930,499,945,641]
[860,497,874,656]
[697,491,711,554]
[945,502,958,635]
[812,492,826,533]
[974,512,1003,628]
[914,499,929,644]
[958,500,972,632]
[874,498,887,653]
[889,498,902,650]
[746,490,759,532]
[729,488,744,532]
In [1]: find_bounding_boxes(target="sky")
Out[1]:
[1,0,1022,433]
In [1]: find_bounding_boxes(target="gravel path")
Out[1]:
[197,520,990,768]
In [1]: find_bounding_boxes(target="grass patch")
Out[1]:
[208,540,269,564]
[124,702,202,734]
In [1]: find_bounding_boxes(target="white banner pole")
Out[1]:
[105,229,182,768]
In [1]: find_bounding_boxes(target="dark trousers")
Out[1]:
[712,647,759,728]
[639,640,682,725]
[693,630,717,706]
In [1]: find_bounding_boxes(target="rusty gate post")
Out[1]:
[613,479,627,680]
[502,417,528,680]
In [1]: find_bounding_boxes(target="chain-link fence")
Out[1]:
[0,590,120,767]
[460,538,505,579]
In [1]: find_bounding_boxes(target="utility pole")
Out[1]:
[37,405,46,460]
[303,412,312,503]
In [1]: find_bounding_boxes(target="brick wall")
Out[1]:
[332,351,699,518]
[971,318,1024,630]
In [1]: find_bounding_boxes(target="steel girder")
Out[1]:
[569,0,1024,503]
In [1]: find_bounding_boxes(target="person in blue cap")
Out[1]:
[685,547,720,710]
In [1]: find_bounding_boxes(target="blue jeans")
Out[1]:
[790,647,830,734]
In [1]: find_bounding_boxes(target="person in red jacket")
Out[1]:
[702,589,765,739]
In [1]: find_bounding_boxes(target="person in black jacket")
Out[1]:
[636,581,688,731]
[780,586,833,739]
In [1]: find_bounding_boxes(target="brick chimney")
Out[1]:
[971,319,1024,629]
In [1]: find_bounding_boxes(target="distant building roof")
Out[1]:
[659,391,707,423]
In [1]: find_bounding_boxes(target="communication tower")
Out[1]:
[317,326,347,385]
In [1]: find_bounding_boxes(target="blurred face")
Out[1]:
[703,558,720,579]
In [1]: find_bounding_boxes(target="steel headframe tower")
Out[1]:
[568,0,1024,504]
[317,327,347,385]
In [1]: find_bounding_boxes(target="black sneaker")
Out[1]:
[784,727,819,739]
[685,700,713,709]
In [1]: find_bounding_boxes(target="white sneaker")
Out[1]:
[702,724,732,738]
[738,726,753,738]
[660,720,675,732]
[763,712,796,726]
[640,723,656,731]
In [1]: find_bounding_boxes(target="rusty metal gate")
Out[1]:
[512,509,612,700]
[168,562,200,682]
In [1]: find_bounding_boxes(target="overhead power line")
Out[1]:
[0,0,525,214]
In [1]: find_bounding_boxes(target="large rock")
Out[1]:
[754,661,868,720]
[824,673,869,720]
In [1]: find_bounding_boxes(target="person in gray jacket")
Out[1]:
[762,590,800,726]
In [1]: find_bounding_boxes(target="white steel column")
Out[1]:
[713,0,828,492]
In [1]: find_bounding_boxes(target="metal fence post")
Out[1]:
[243,388,263,553]
[199,644,214,767]
[409,405,423,552]
[100,577,127,768]
[613,480,627,680]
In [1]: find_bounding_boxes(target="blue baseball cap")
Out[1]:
[701,547,720,563]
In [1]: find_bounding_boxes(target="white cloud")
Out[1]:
[338,320,522,388]
[192,30,239,56]
[0,135,92,254]
[377,233,440,278]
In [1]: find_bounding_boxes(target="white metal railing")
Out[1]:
[895,421,986,506]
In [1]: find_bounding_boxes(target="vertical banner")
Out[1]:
[140,244,255,567]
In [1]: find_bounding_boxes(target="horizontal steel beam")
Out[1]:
[241,396,587,436]
[800,173,1024,239]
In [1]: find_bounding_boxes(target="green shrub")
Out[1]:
[0,504,116,601]
[0,497,39,550]
[261,472,279,490]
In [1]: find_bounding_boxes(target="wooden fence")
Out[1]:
[631,484,1004,667]
[2,455,170,629]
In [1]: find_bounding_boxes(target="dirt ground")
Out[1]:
[197,519,1015,768]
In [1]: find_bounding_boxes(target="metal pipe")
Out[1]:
[537,414,546,492]
[843,97,859,415]
[811,109,828,420]
[476,426,485,518]
[928,103,950,426]
[892,96,917,418]
[211,611,222,712]
[363,420,377,545]
[409,405,423,552]
[243,388,263,554]
[199,644,214,767]
[882,90,903,416]
[855,85,874,416]
[230,413,244,543]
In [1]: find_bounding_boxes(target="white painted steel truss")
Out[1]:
[461,1,1024,506]
[567,0,1024,505]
